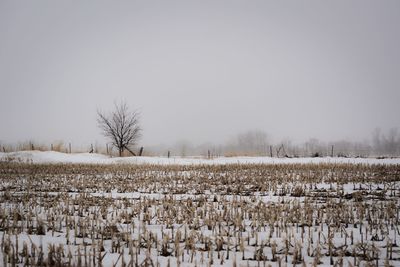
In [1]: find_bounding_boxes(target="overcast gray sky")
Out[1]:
[1,0,399,147]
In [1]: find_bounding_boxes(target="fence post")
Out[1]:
[106,144,109,155]
[270,146,273,157]
[331,145,334,157]
[139,147,143,156]
[168,151,170,158]
[69,143,71,154]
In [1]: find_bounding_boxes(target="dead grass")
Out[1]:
[0,163,399,266]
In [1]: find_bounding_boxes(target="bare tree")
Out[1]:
[97,102,141,157]
[236,130,269,156]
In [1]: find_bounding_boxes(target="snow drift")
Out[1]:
[1,151,399,165]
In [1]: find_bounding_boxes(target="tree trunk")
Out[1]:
[124,146,137,156]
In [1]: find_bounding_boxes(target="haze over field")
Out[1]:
[0,0,399,148]
[1,3,400,266]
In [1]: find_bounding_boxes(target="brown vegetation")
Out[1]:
[0,163,399,266]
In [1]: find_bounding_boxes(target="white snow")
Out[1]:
[0,150,399,165]
[1,156,399,266]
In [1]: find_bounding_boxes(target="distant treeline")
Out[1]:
[1,128,399,158]
[147,128,400,158]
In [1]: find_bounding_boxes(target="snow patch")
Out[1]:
[1,151,399,165]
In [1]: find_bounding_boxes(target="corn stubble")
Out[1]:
[0,162,399,266]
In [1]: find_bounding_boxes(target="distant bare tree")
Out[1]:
[372,128,382,155]
[382,128,399,156]
[237,130,269,156]
[97,102,141,157]
[372,127,400,157]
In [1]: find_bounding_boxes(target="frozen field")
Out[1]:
[0,155,399,266]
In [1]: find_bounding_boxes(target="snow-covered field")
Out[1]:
[1,150,400,165]
[0,155,399,266]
